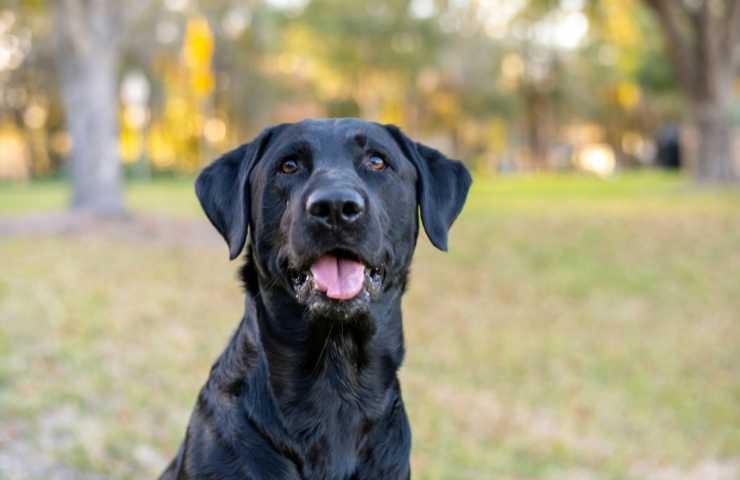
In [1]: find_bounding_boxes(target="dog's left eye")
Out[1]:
[279,158,299,174]
[366,154,386,171]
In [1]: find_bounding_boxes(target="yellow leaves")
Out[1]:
[379,100,404,125]
[119,126,141,164]
[603,0,640,47]
[159,87,203,171]
[190,69,214,98]
[182,16,214,70]
[616,81,641,110]
[599,0,643,74]
[118,14,219,171]
[182,16,214,99]
[147,125,177,169]
[117,13,219,171]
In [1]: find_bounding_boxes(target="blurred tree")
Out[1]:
[283,0,444,126]
[642,0,740,182]
[483,0,594,169]
[582,0,681,166]
[52,0,153,213]
[7,0,735,180]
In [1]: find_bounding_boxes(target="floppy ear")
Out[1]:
[195,126,281,260]
[384,125,472,251]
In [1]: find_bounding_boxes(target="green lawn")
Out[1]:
[0,177,202,217]
[1,173,739,479]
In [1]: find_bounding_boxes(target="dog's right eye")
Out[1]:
[279,158,299,174]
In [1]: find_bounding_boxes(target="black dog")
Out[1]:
[160,119,471,479]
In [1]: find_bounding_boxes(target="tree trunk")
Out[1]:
[691,80,738,182]
[55,0,125,214]
[642,0,740,184]
[522,84,549,169]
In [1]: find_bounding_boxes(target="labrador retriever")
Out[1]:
[160,118,471,479]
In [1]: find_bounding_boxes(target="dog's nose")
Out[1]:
[306,188,366,227]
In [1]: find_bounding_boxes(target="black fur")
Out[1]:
[160,119,471,479]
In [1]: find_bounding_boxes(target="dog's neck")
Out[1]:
[237,260,406,429]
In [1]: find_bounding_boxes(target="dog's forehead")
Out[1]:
[274,118,398,152]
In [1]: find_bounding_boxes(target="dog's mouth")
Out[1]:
[288,249,384,302]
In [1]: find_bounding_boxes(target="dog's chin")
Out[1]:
[299,288,372,319]
[287,262,384,320]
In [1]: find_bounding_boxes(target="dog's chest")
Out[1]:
[283,394,367,478]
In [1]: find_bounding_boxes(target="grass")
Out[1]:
[1,172,739,479]
[0,177,201,217]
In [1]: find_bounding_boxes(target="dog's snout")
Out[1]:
[306,188,366,227]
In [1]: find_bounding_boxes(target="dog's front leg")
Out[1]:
[353,395,412,480]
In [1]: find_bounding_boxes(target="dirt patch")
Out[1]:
[0,211,221,248]
[630,459,740,480]
[0,422,107,480]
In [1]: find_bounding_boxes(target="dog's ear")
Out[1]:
[384,124,472,251]
[195,126,282,260]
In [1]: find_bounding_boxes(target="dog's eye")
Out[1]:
[367,154,386,171]
[279,158,299,174]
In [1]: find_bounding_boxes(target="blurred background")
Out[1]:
[0,0,739,479]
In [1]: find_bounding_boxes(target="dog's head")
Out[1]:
[196,119,471,319]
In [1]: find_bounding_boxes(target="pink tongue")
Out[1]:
[310,255,366,300]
